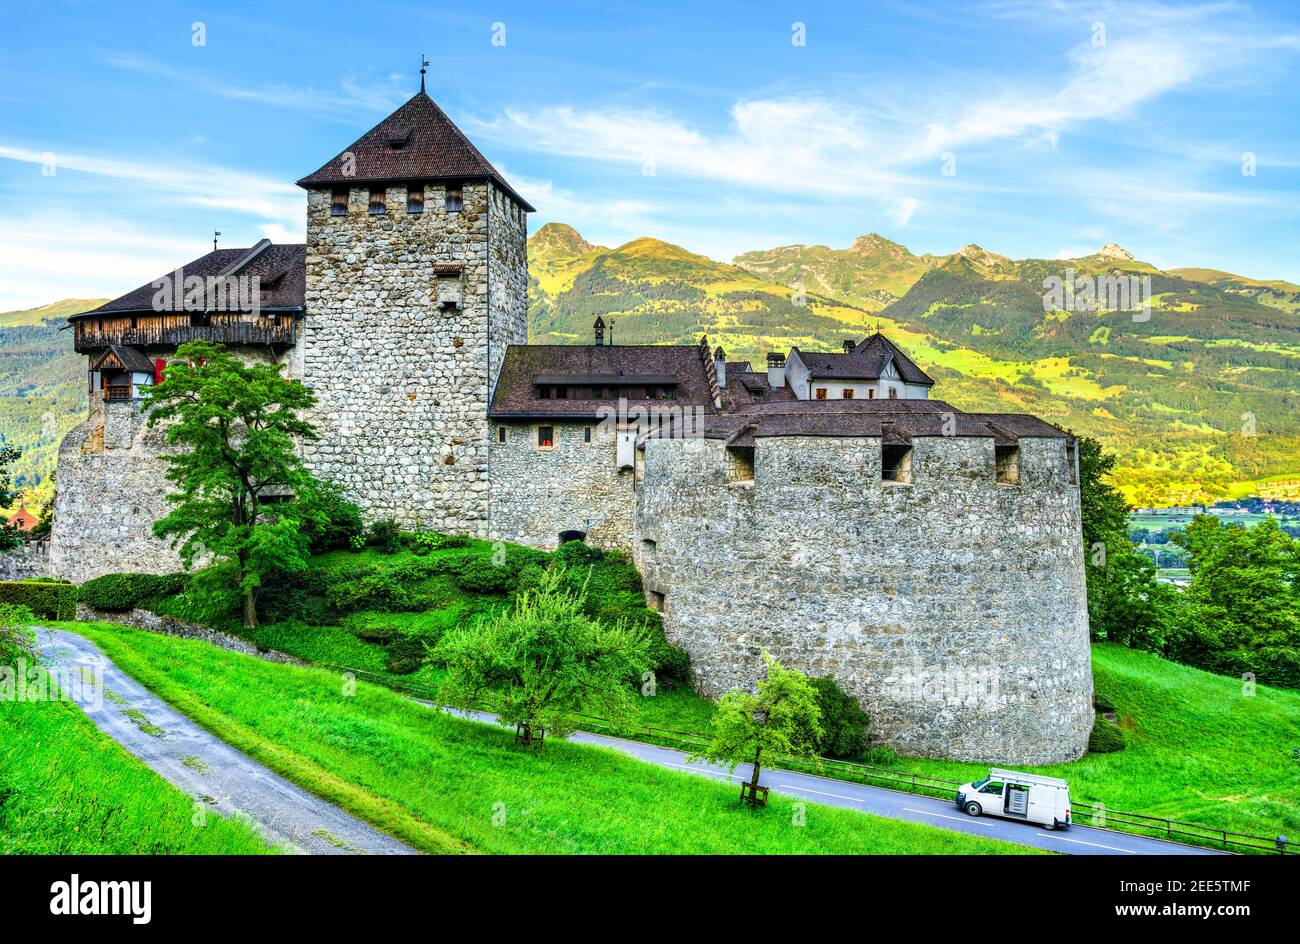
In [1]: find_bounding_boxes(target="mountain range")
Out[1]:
[4,226,1299,510]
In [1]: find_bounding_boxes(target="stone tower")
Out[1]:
[296,90,531,533]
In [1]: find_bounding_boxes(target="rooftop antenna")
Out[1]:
[609,319,615,346]
[419,54,429,93]
[213,230,222,252]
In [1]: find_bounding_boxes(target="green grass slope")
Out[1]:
[0,668,274,853]
[63,619,1039,855]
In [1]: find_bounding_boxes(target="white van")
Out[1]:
[956,768,1071,830]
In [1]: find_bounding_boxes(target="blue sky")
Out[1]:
[1,0,1298,310]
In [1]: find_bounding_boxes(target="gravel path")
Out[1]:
[38,627,417,855]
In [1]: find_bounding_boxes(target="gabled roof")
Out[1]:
[489,344,720,417]
[91,345,156,373]
[296,91,535,211]
[70,242,306,319]
[790,333,934,385]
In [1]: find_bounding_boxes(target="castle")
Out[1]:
[44,87,1093,764]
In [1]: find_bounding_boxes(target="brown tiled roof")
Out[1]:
[793,333,935,385]
[296,91,535,211]
[490,344,720,417]
[5,506,38,532]
[91,345,157,373]
[70,241,306,318]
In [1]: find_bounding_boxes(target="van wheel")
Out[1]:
[964,801,982,816]
[1043,820,1058,831]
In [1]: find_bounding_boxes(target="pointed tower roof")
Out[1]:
[296,91,534,211]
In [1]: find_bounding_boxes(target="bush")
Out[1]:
[437,534,471,550]
[326,568,412,612]
[859,745,900,767]
[367,519,402,555]
[0,603,37,666]
[646,633,692,690]
[1088,716,1127,754]
[404,531,440,556]
[449,556,514,594]
[77,573,187,613]
[258,569,334,625]
[298,482,364,552]
[384,635,428,675]
[0,580,77,620]
[552,540,603,569]
[810,675,870,759]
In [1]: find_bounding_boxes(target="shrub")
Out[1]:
[385,635,428,675]
[298,482,364,552]
[449,556,514,594]
[326,568,412,613]
[859,745,900,767]
[367,519,402,555]
[1088,716,1127,754]
[0,580,78,620]
[77,573,187,613]
[552,540,603,569]
[646,634,692,690]
[0,603,37,666]
[437,534,471,549]
[810,675,870,759]
[404,531,440,556]
[258,569,334,625]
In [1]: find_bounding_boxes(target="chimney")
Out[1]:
[593,316,606,346]
[843,340,856,353]
[714,346,727,388]
[766,352,786,388]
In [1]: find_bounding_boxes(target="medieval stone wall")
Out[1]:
[47,400,183,583]
[299,181,528,534]
[488,420,634,549]
[0,537,50,581]
[633,434,1093,764]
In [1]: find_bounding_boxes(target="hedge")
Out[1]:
[78,572,188,612]
[0,581,77,620]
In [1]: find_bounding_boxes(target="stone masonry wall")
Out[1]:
[300,181,528,534]
[0,538,50,581]
[633,434,1093,764]
[488,420,634,549]
[48,400,183,583]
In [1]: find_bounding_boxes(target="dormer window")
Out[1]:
[330,188,348,216]
[407,185,424,214]
[369,188,386,215]
[445,182,463,212]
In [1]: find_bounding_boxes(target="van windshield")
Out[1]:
[971,776,990,790]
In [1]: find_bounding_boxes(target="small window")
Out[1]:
[583,427,591,443]
[842,388,855,399]
[868,389,875,399]
[369,188,386,214]
[1066,439,1078,485]
[647,590,666,612]
[497,426,507,443]
[882,444,913,484]
[539,386,551,399]
[889,387,898,399]
[407,185,424,214]
[995,444,1020,485]
[815,388,828,400]
[538,426,554,448]
[330,188,348,216]
[726,446,755,483]
[445,183,463,212]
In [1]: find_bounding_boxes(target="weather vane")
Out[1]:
[213,230,221,252]
[420,54,429,93]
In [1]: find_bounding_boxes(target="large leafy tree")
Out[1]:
[0,446,23,552]
[1170,516,1300,687]
[144,341,319,628]
[1075,434,1173,648]
[434,568,652,746]
[692,652,823,805]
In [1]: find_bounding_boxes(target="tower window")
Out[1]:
[537,426,554,448]
[583,427,592,443]
[889,387,898,399]
[842,388,855,399]
[497,426,507,443]
[882,444,913,484]
[815,388,828,400]
[330,188,348,216]
[1066,439,1078,485]
[726,446,755,483]
[369,188,386,214]
[995,444,1021,485]
[407,185,424,214]
[868,389,876,399]
[445,183,463,212]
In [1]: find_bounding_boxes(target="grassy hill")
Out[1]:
[0,297,107,511]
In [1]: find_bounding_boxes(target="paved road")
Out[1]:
[449,707,1225,856]
[38,628,416,855]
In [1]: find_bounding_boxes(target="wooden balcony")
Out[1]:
[103,383,133,401]
[74,316,298,354]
